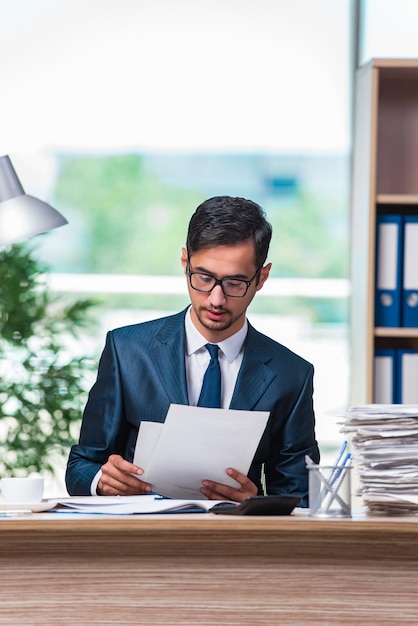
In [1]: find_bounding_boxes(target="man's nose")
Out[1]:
[208,283,226,306]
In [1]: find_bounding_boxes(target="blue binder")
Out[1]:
[375,215,403,327]
[402,216,418,327]
[397,349,418,404]
[374,349,397,404]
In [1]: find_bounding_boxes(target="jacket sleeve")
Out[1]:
[65,331,130,495]
[263,363,320,507]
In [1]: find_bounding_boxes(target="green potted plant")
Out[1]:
[0,243,96,480]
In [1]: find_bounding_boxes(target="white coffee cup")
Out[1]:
[0,477,44,503]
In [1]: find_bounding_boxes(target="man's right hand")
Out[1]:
[97,454,152,496]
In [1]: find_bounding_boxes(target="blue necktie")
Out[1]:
[197,344,221,408]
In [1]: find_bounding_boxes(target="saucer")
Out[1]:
[0,500,57,513]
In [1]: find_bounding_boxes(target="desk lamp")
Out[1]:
[0,154,68,246]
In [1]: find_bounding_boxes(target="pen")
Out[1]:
[327,440,348,483]
[324,454,352,513]
[334,440,348,465]
[305,440,347,476]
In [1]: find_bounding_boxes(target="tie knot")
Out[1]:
[205,343,219,360]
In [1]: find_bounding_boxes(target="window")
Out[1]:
[359,0,418,64]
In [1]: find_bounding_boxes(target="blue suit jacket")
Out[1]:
[66,309,319,504]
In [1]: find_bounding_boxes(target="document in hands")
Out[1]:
[133,404,270,499]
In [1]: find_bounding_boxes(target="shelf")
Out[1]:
[377,194,418,205]
[375,327,418,338]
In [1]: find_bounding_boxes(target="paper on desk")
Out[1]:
[133,404,269,499]
[55,495,226,515]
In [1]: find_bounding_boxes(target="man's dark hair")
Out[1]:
[186,196,272,269]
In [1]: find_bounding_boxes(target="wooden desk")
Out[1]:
[0,511,417,625]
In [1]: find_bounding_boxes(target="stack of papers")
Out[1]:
[340,404,418,515]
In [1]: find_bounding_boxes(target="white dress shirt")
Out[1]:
[184,307,247,409]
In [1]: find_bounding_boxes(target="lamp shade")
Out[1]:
[0,155,68,246]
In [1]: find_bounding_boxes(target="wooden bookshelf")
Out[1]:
[350,58,418,403]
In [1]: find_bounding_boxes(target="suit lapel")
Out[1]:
[229,324,276,410]
[151,311,189,405]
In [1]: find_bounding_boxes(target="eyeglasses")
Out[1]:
[187,265,261,298]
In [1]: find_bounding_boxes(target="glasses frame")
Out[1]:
[187,263,262,298]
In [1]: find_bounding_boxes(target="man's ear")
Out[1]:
[181,248,188,273]
[256,263,272,291]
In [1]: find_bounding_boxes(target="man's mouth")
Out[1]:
[205,308,227,321]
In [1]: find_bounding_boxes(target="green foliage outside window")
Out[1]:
[52,154,348,279]
[50,153,348,323]
[53,154,203,275]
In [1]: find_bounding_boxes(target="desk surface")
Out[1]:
[0,510,417,625]
[1,507,418,533]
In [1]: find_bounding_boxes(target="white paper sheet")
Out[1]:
[55,495,226,515]
[133,404,269,499]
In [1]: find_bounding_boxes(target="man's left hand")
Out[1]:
[200,467,258,502]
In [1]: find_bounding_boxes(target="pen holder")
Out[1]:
[307,464,352,519]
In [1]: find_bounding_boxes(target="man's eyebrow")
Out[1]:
[192,265,250,280]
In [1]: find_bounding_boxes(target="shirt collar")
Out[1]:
[185,306,248,363]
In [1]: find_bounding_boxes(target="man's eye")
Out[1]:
[224,279,244,289]
[198,274,214,284]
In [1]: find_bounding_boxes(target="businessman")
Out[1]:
[66,195,319,505]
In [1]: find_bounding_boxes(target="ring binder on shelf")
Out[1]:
[402,216,418,327]
[375,215,403,328]
[374,349,397,404]
[398,350,418,404]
